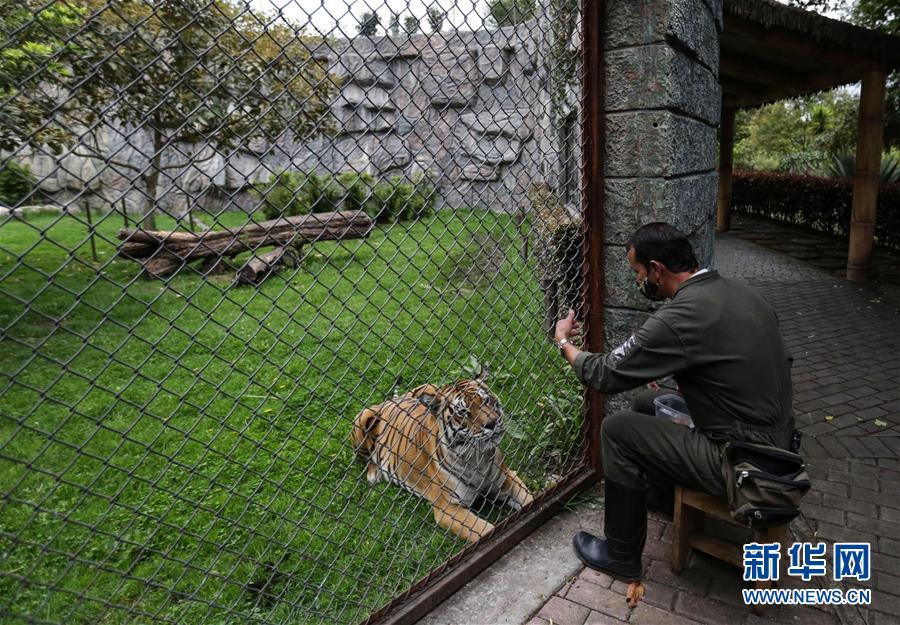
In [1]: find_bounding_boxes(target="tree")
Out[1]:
[4,0,336,229]
[785,0,849,17]
[426,8,446,33]
[403,15,420,35]
[357,11,380,36]
[486,0,537,28]
[787,0,899,150]
[389,12,401,37]
[0,1,91,153]
[850,0,900,149]
[733,91,859,173]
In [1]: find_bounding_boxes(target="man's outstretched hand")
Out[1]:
[554,309,584,367]
[554,309,582,344]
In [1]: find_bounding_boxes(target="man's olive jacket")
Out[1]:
[574,271,794,446]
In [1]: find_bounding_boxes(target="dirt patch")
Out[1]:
[439,231,508,288]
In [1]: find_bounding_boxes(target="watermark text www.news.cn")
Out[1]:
[742,542,871,606]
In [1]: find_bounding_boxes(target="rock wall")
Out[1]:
[12,26,548,215]
[601,0,722,409]
[307,28,544,212]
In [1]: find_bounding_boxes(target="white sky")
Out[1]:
[248,0,486,37]
[246,0,853,39]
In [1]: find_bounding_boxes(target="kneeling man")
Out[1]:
[554,222,795,581]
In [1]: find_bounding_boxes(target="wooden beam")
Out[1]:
[719,76,776,103]
[847,69,887,283]
[717,105,736,233]
[720,52,809,89]
[721,46,862,98]
[725,16,876,70]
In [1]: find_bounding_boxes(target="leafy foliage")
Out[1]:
[826,152,900,183]
[254,171,437,224]
[403,15,421,34]
[732,170,900,251]
[734,91,859,174]
[785,0,850,16]
[0,1,89,153]
[426,8,446,33]
[486,0,537,28]
[0,160,38,207]
[851,0,900,149]
[372,172,437,222]
[357,11,380,36]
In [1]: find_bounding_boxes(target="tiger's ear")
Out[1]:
[476,365,491,382]
[418,391,447,414]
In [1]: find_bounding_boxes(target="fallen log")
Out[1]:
[117,211,373,279]
[236,245,302,285]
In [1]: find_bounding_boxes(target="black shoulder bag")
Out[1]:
[722,440,811,527]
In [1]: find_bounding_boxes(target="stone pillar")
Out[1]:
[602,0,722,409]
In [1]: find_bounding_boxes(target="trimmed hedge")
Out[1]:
[253,170,436,224]
[732,171,900,252]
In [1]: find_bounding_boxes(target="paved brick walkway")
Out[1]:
[522,225,900,625]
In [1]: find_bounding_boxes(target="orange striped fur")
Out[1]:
[350,377,533,542]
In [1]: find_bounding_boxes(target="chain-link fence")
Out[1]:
[0,1,590,623]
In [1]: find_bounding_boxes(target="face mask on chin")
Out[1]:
[638,277,663,301]
[638,268,664,302]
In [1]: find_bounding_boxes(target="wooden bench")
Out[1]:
[671,485,790,615]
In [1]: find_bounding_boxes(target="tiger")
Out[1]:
[349,370,534,543]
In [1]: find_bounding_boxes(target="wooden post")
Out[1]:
[716,105,736,233]
[582,0,605,474]
[847,68,887,283]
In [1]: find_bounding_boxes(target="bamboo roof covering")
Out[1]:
[722,0,900,109]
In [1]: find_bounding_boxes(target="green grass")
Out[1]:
[0,207,585,625]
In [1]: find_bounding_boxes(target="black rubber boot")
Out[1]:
[572,479,647,582]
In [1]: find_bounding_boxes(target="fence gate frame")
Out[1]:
[364,1,607,623]
[0,0,611,622]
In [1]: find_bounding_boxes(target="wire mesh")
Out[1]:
[0,1,587,623]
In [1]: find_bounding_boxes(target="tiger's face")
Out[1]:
[419,379,506,447]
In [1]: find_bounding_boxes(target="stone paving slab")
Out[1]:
[525,511,842,625]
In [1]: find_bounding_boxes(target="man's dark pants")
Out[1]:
[602,388,727,514]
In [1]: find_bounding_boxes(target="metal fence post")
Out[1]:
[582,0,607,476]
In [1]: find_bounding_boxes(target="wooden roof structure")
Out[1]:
[721,0,900,110]
[717,1,900,283]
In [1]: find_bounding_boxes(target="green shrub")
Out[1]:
[826,152,900,184]
[371,172,437,223]
[256,169,437,223]
[0,159,37,207]
[253,171,309,219]
[732,170,900,252]
[332,171,377,215]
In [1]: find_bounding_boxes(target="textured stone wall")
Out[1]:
[602,0,722,409]
[307,27,543,213]
[12,26,546,216]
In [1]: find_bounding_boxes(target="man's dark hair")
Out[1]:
[626,222,698,273]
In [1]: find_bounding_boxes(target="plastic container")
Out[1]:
[654,393,694,428]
